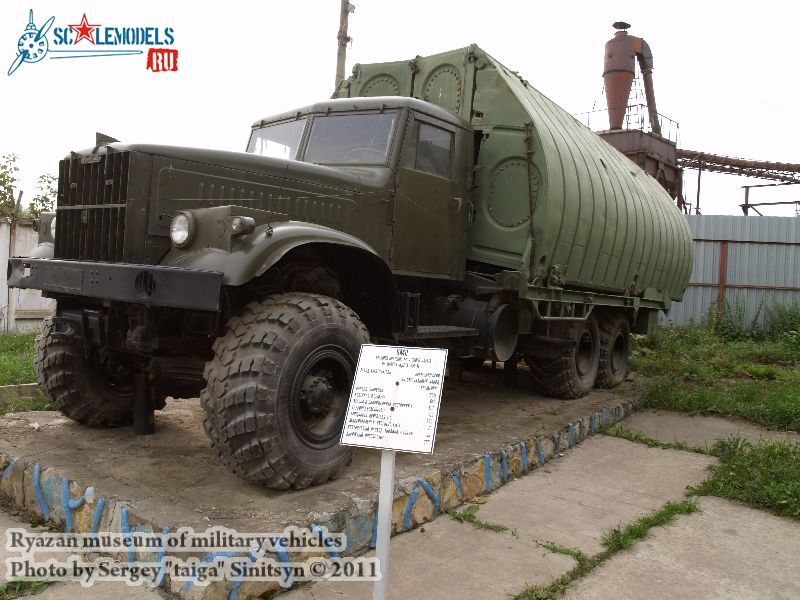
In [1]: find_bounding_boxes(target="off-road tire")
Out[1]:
[526,316,600,399]
[201,293,369,490]
[595,312,630,389]
[34,316,135,427]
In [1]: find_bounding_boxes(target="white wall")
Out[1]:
[0,219,55,333]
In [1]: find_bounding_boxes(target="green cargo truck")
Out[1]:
[8,45,692,489]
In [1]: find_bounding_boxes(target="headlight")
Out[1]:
[50,216,57,240]
[170,212,194,247]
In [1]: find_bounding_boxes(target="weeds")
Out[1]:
[446,504,508,533]
[707,298,763,342]
[519,543,604,600]
[600,423,708,454]
[516,500,698,600]
[0,394,50,415]
[630,325,800,430]
[601,500,698,551]
[767,303,800,339]
[690,436,800,520]
[0,580,52,599]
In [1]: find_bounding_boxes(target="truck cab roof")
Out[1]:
[251,96,472,132]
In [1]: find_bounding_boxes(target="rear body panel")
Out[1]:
[335,45,693,303]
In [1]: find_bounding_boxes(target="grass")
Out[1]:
[516,500,698,600]
[445,504,508,533]
[630,326,800,430]
[690,436,800,520]
[601,423,708,454]
[0,334,36,386]
[520,543,602,600]
[0,581,52,599]
[601,500,698,551]
[0,393,51,415]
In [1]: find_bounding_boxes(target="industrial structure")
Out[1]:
[596,22,800,217]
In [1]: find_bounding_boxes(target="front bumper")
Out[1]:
[7,258,222,312]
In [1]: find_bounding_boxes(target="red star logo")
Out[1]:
[68,13,100,45]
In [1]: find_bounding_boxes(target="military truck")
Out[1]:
[8,45,692,490]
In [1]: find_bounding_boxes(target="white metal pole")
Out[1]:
[373,449,396,600]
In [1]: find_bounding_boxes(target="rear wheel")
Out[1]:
[595,312,630,388]
[201,293,368,490]
[35,315,135,427]
[526,316,600,399]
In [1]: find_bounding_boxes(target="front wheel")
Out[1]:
[35,315,136,427]
[201,293,369,490]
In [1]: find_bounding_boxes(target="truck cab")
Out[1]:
[246,97,474,279]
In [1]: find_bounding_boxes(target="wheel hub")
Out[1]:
[301,375,335,414]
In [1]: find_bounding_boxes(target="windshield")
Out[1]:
[247,118,307,159]
[304,112,396,165]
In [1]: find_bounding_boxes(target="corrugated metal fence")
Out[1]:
[665,215,800,327]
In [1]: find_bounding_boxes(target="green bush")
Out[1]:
[707,298,763,341]
[692,436,800,520]
[767,303,800,338]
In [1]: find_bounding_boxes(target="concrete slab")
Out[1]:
[0,509,67,581]
[0,366,641,599]
[0,508,163,599]
[564,496,800,600]
[625,409,799,449]
[475,435,716,555]
[0,371,635,536]
[283,508,576,600]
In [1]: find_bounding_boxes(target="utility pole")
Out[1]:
[7,190,22,332]
[335,1,355,89]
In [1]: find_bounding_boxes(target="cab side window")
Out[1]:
[406,121,453,179]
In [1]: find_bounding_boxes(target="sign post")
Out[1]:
[340,344,448,600]
[373,449,395,600]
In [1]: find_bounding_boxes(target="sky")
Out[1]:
[1,0,799,217]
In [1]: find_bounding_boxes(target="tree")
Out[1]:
[28,173,57,216]
[0,154,20,217]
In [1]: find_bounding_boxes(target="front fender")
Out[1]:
[162,220,382,287]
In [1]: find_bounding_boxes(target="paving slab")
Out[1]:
[284,512,575,600]
[0,510,63,581]
[564,496,800,600]
[287,436,716,599]
[0,508,163,599]
[625,409,799,449]
[475,435,715,555]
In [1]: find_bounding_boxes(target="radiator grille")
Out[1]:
[53,152,129,262]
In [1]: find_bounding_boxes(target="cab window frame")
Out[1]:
[404,115,455,180]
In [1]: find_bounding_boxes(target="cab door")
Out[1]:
[391,114,469,279]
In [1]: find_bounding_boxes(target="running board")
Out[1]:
[398,325,480,341]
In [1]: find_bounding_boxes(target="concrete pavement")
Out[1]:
[0,508,166,600]
[285,435,715,599]
[624,409,799,448]
[564,495,800,600]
